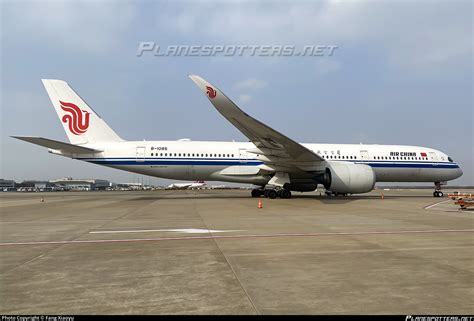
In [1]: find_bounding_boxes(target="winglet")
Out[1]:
[189,75,221,102]
[189,75,246,121]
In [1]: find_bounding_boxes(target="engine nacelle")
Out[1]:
[324,162,376,194]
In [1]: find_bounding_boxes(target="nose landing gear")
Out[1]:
[433,182,445,197]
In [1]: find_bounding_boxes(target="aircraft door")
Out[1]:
[360,150,370,160]
[429,152,438,166]
[239,148,248,163]
[136,146,146,162]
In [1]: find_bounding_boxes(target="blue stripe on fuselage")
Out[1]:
[84,159,262,166]
[355,162,459,169]
[78,157,460,169]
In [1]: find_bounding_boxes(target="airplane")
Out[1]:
[166,181,206,190]
[12,76,462,199]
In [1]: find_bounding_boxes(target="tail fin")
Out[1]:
[42,79,123,144]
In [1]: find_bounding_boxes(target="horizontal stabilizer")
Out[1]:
[11,136,102,154]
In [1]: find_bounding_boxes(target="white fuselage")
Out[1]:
[69,140,462,186]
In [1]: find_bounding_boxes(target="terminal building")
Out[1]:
[49,178,111,191]
[0,179,16,190]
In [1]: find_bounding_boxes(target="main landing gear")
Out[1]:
[252,172,292,199]
[251,187,292,199]
[433,182,444,197]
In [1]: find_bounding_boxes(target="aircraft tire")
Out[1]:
[267,190,277,199]
[281,189,291,199]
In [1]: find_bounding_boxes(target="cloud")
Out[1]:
[239,94,252,103]
[2,1,137,54]
[234,78,266,105]
[158,1,472,68]
[314,59,341,76]
[234,78,267,91]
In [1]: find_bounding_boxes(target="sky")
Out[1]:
[1,0,472,186]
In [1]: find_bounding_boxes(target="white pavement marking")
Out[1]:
[1,229,473,247]
[89,228,242,234]
[424,199,452,210]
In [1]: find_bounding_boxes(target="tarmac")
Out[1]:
[0,189,473,314]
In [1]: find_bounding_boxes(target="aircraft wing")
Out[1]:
[189,75,324,171]
[11,136,102,154]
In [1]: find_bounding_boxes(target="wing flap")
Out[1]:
[11,136,102,154]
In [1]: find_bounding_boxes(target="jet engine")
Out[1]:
[320,162,376,194]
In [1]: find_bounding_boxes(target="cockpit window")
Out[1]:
[448,157,453,162]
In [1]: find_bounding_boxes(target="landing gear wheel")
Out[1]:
[433,182,444,198]
[251,189,262,197]
[281,189,291,199]
[267,189,277,199]
[264,190,269,198]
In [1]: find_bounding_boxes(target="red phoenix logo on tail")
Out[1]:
[206,86,217,99]
[59,101,90,135]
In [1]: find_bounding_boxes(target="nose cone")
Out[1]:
[455,166,463,179]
